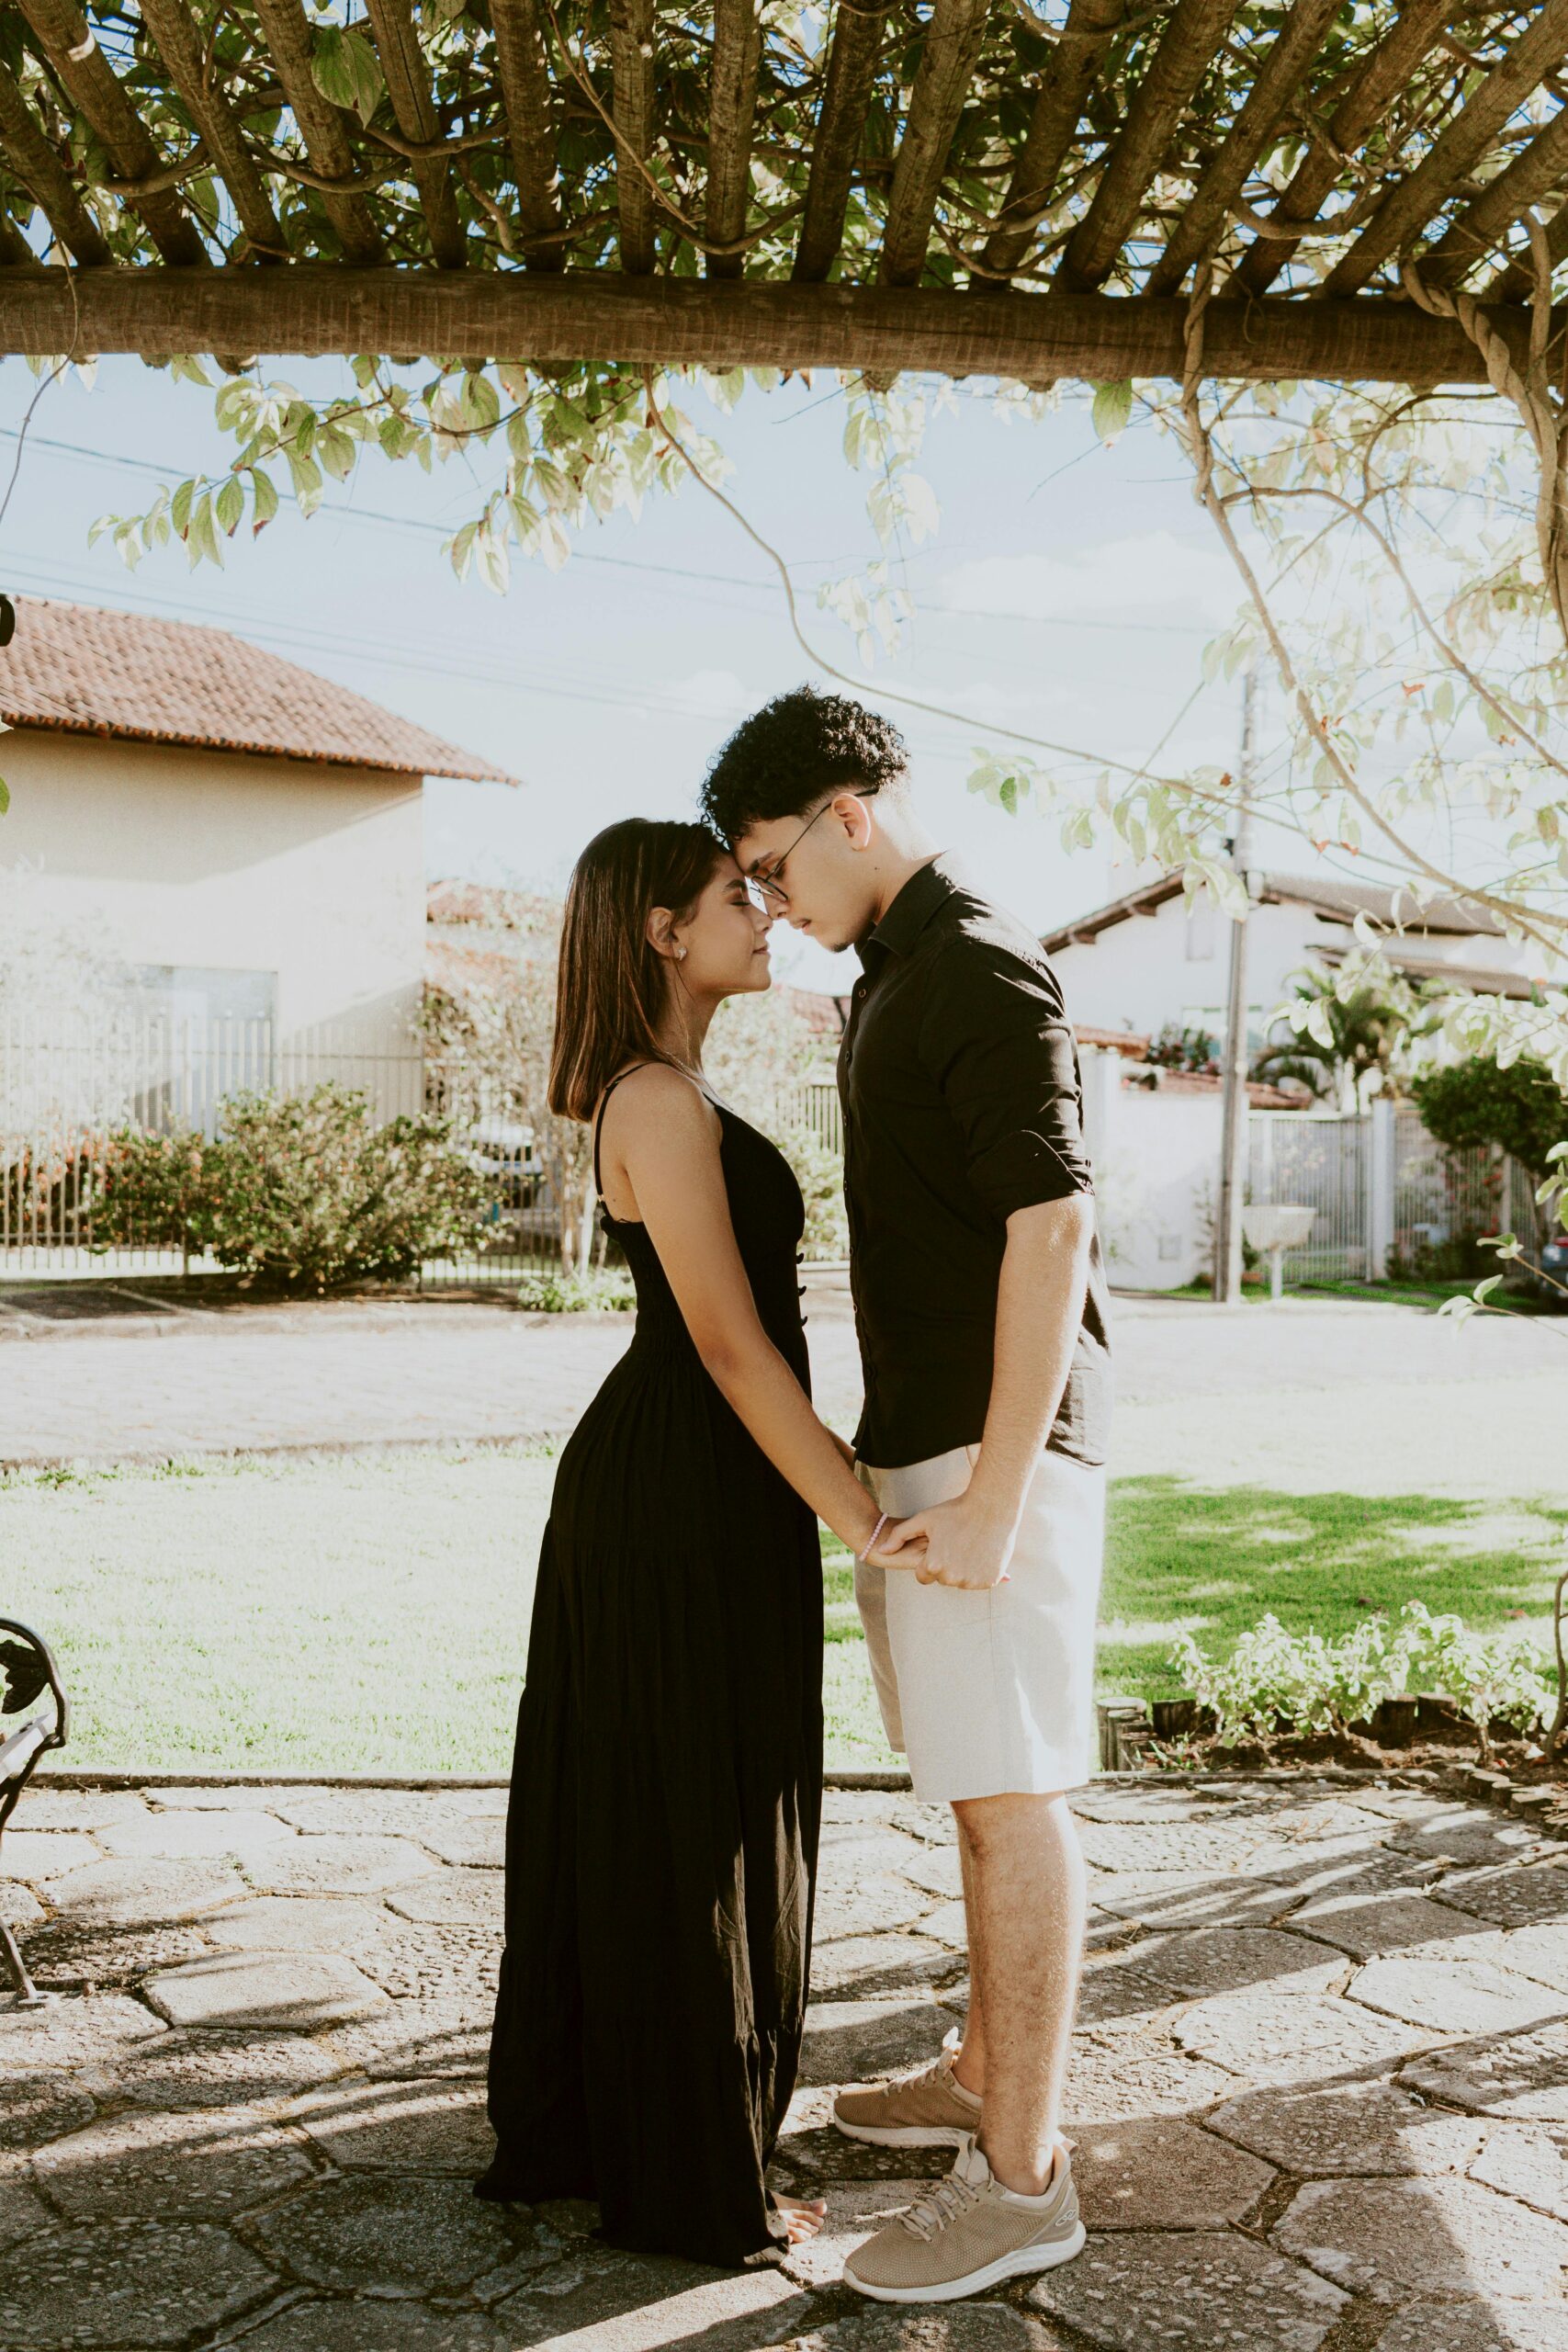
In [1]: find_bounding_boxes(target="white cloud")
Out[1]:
[935,533,1239,629]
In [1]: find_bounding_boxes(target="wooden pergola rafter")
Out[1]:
[0,0,1564,384]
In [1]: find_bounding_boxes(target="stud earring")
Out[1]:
[676,946,687,960]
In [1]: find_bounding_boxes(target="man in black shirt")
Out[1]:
[702,687,1110,2302]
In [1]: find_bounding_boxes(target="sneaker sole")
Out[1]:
[844,2221,1087,2303]
[832,2117,975,2150]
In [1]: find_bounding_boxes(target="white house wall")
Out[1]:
[1053,893,1374,1044]
[0,729,425,1050]
[1088,1065,1225,1290]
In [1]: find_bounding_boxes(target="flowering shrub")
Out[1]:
[92,1086,487,1290]
[1170,1601,1550,1760]
[515,1266,636,1314]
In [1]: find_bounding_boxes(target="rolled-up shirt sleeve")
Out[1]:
[917,938,1093,1221]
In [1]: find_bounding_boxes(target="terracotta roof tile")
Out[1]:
[0,596,515,784]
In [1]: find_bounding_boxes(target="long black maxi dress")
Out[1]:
[477,1070,824,2268]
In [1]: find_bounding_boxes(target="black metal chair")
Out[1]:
[0,1618,69,2006]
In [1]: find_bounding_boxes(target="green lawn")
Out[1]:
[2,1449,1561,1773]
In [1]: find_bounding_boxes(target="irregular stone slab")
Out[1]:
[0,1993,164,2074]
[1073,1958,1177,2031]
[319,1996,490,2080]
[0,2218,277,2346]
[0,2075,96,2153]
[296,2079,493,2173]
[769,2311,1057,2352]
[1406,2024,1568,2122]
[1274,2174,1568,2302]
[1031,2227,1346,2352]
[1089,1870,1293,1931]
[152,1785,329,1808]
[0,2168,56,2255]
[1391,1812,1546,1869]
[42,1855,246,1926]
[204,1894,389,1958]
[1077,1822,1301,1875]
[356,1920,498,2006]
[31,2103,311,2221]
[1208,2077,1484,2177]
[1288,1889,1501,1962]
[93,2024,342,2110]
[498,2243,818,2351]
[13,1790,149,1832]
[809,1933,955,2000]
[1070,2116,1272,2229]
[268,1790,484,1837]
[243,1833,438,1897]
[901,1848,962,1901]
[1173,1989,1427,2084]
[412,1815,504,1870]
[1440,1862,1568,1928]
[798,1996,948,2089]
[1349,1955,1567,2037]
[780,2176,937,2291]
[22,1917,209,1992]
[1470,2120,1568,2222]
[1070,1788,1243,1826]
[235,2304,509,2352]
[385,1868,502,1928]
[1377,2303,1568,2352]
[0,1880,45,1928]
[815,1874,932,1939]
[1498,1925,1568,1996]
[1062,2035,1236,2123]
[2,1829,100,1877]
[914,1901,969,1950]
[96,1810,291,1860]
[1131,1927,1347,2000]
[1247,1798,1393,1845]
[145,1950,389,2031]
[251,2173,545,2296]
[889,1802,956,1846]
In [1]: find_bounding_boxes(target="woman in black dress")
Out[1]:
[478,820,912,2268]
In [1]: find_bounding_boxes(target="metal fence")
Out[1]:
[0,1009,555,1284]
[1247,1111,1371,1281]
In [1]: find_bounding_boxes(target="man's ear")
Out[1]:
[833,791,876,852]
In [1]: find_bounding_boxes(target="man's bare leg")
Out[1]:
[950,1810,987,2098]
[948,1790,1086,2195]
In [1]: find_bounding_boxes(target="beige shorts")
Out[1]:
[853,1442,1106,1804]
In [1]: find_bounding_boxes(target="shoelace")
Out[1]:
[898,2169,983,2244]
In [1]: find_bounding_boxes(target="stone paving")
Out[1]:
[5,1773,1568,2348]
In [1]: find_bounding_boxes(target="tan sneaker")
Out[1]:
[833,2030,983,2149]
[843,2133,1083,2303]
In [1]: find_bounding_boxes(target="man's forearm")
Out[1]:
[966,1196,1095,1529]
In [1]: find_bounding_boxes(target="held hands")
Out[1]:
[874,1489,1017,1589]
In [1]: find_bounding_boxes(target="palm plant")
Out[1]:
[1252,966,1440,1114]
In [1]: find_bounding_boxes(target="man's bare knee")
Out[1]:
[951,1791,1067,1856]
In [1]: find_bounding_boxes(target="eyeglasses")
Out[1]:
[743,790,876,912]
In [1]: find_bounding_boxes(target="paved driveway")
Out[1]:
[4,1770,1567,2349]
[2,1281,1565,1505]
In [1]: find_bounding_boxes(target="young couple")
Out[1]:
[475,687,1111,2303]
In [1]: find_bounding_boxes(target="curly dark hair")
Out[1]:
[699,685,908,839]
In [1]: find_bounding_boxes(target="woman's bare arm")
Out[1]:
[601,1065,897,1559]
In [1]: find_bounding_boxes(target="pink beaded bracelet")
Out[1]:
[856,1511,889,1563]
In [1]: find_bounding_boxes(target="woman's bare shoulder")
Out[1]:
[600,1061,719,1136]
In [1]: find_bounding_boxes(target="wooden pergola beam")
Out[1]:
[978,0,1127,286]
[606,0,657,275]
[1228,0,1455,300]
[0,55,110,266]
[706,0,762,281]
[250,0,385,266]
[1420,104,1568,291]
[794,0,887,285]
[16,0,207,266]
[1145,0,1340,297]
[879,0,990,287]
[1055,0,1237,293]
[490,0,564,272]
[137,0,287,262]
[0,266,1547,384]
[1324,0,1568,298]
[364,0,467,267]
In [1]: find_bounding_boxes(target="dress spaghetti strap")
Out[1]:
[592,1063,655,1202]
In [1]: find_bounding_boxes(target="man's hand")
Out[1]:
[875,1491,1016,1589]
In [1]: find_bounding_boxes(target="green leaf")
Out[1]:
[214,474,244,537]
[1091,379,1133,445]
[998,774,1018,817]
[0,775,9,816]
[311,26,384,126]
[250,468,278,534]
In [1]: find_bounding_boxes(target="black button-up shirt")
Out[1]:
[837,855,1111,1471]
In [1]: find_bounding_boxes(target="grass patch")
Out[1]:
[4,1453,1557,1774]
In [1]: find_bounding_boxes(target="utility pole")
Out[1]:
[1213,662,1258,1304]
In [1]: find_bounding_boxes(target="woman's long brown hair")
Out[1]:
[549,819,724,1122]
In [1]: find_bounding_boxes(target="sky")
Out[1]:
[0,354,1273,994]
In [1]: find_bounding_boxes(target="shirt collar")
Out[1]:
[860,853,966,967]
